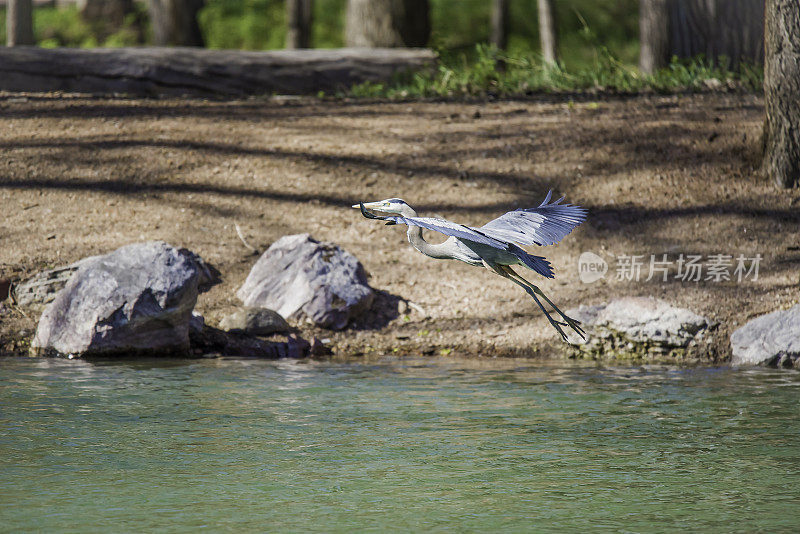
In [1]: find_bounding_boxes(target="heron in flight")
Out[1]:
[353,191,586,341]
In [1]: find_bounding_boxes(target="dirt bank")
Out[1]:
[1,92,798,359]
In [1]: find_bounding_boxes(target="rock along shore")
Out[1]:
[2,237,797,367]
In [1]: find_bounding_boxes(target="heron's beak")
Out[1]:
[355,202,396,223]
[355,201,383,210]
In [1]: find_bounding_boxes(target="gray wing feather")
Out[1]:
[386,215,510,250]
[479,190,586,246]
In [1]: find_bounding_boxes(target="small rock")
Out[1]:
[32,241,206,358]
[730,304,800,367]
[219,307,290,336]
[237,234,374,330]
[567,297,711,359]
[287,334,310,359]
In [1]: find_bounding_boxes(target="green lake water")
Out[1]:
[1,356,799,532]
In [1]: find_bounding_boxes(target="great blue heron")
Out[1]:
[353,191,586,341]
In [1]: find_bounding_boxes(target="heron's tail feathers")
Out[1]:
[510,245,554,278]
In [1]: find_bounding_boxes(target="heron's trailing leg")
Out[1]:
[499,265,585,340]
[485,262,572,341]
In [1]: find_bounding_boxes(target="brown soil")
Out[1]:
[1,92,798,360]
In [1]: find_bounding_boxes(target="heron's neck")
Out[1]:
[402,205,451,260]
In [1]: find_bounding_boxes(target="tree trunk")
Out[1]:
[763,0,800,189]
[639,0,669,73]
[0,46,437,96]
[641,0,764,71]
[147,0,205,47]
[669,0,763,69]
[286,0,313,49]
[345,0,430,48]
[78,0,139,43]
[537,0,558,65]
[6,0,35,46]
[490,0,508,50]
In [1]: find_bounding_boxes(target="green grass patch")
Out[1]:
[346,44,763,99]
[0,4,145,48]
[0,0,762,98]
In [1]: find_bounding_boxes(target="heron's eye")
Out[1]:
[383,202,390,207]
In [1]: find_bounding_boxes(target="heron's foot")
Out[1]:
[528,286,585,341]
[562,314,585,340]
[544,314,583,342]
[545,305,584,340]
[493,265,584,342]
[540,310,570,342]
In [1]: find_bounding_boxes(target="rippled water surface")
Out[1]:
[1,357,799,532]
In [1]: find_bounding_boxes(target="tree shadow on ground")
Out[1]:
[0,100,447,122]
[580,202,800,237]
[1,95,781,235]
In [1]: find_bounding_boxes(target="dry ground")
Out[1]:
[1,92,798,359]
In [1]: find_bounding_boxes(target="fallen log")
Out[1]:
[0,46,436,96]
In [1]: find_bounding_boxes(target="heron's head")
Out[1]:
[352,198,412,217]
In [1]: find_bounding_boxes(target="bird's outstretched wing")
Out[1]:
[386,215,511,250]
[358,192,585,250]
[360,201,509,249]
[479,190,586,246]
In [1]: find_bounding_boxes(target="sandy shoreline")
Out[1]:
[1,92,798,360]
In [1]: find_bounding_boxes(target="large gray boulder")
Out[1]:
[237,234,374,330]
[730,304,800,367]
[13,256,98,308]
[32,242,205,357]
[567,297,711,359]
[15,248,218,309]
